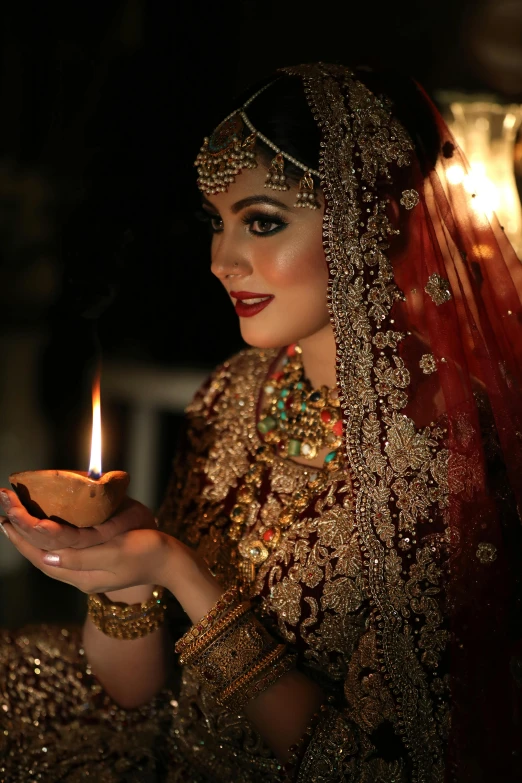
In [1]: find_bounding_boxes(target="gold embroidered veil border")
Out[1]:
[281,63,522,783]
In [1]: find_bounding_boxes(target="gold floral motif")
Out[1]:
[400,188,420,209]
[424,273,452,305]
[476,541,498,564]
[419,353,437,375]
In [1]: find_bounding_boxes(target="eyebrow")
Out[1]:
[201,194,291,214]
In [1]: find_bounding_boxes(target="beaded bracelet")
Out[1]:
[87,586,166,640]
[179,600,252,666]
[174,585,239,655]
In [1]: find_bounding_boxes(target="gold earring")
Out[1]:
[295,172,319,209]
[265,153,289,191]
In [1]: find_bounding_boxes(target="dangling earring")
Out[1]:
[265,153,289,191]
[295,171,319,209]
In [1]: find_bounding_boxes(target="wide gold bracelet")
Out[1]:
[179,600,252,666]
[174,585,239,655]
[218,645,296,711]
[87,586,166,640]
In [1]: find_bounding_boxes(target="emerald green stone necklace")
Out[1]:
[257,343,343,466]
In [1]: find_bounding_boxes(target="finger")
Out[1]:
[0,489,41,527]
[0,517,10,540]
[90,500,156,545]
[41,528,162,574]
[3,506,84,550]
[1,522,104,592]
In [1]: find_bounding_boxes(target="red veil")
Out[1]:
[285,64,522,782]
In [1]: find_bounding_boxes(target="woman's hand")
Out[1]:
[0,488,157,551]
[0,514,175,594]
[0,488,224,620]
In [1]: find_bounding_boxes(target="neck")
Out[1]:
[298,323,337,389]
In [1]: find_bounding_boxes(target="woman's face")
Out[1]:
[203,163,330,350]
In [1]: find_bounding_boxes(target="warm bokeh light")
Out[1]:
[88,370,102,478]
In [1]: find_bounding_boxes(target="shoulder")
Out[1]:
[186,346,278,422]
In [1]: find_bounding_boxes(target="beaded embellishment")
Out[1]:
[195,80,320,208]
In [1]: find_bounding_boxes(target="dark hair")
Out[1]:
[219,66,441,180]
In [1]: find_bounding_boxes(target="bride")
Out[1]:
[1,63,521,782]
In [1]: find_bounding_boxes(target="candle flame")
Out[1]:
[88,370,102,479]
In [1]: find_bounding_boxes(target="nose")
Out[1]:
[210,235,250,281]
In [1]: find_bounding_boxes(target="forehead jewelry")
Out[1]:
[195,81,320,209]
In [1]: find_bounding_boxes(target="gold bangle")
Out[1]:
[87,586,166,640]
[218,645,294,710]
[174,585,239,655]
[179,600,252,666]
[186,609,278,688]
[222,652,296,712]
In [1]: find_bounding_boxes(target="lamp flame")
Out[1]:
[88,370,102,479]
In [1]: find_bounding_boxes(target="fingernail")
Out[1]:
[0,491,10,511]
[34,524,49,534]
[0,522,10,540]
[42,553,61,566]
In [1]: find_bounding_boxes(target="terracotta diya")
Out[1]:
[8,469,129,528]
[9,369,129,528]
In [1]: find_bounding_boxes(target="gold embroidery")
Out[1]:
[424,273,452,305]
[419,353,437,374]
[400,188,420,209]
[476,542,498,564]
[288,63,449,780]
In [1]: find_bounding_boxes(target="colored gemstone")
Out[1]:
[288,439,301,456]
[262,528,275,542]
[321,409,332,424]
[332,420,343,436]
[285,395,294,408]
[271,371,284,381]
[280,411,288,420]
[250,546,261,557]
[257,416,277,433]
[281,389,290,397]
[310,391,322,402]
[287,344,297,356]
[296,382,304,390]
[277,400,285,410]
[324,451,337,463]
[301,403,307,412]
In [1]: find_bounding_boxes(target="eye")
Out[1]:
[209,215,224,233]
[195,209,223,234]
[243,212,288,236]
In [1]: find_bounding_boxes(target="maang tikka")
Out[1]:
[195,81,320,209]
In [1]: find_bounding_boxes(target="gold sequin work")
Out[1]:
[424,273,452,306]
[419,353,437,375]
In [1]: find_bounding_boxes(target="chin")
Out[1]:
[239,323,294,351]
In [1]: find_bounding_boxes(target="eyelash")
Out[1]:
[197,210,288,237]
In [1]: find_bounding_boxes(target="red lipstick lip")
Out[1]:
[230,291,273,299]
[229,291,275,318]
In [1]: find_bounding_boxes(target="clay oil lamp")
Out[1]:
[9,371,129,528]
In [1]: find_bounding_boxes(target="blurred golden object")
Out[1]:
[439,93,522,258]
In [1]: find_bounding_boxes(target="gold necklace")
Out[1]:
[229,344,345,586]
[258,343,343,462]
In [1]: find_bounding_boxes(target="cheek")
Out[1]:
[241,227,331,349]
[257,230,328,290]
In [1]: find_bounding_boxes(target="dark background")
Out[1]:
[1,0,522,626]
